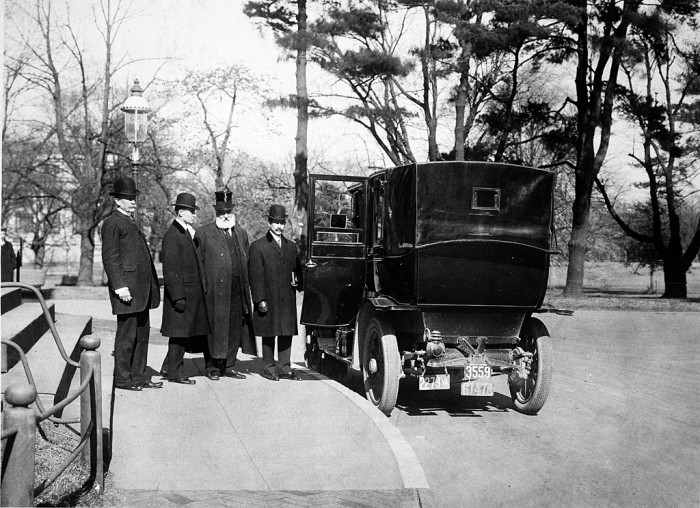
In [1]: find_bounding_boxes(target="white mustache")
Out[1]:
[216,216,236,229]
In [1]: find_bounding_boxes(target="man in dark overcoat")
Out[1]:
[197,189,256,380]
[249,204,304,381]
[101,177,161,391]
[1,228,17,282]
[160,193,211,385]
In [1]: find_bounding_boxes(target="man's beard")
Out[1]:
[215,215,236,229]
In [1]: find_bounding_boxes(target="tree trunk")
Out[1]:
[453,73,467,160]
[292,0,309,255]
[661,254,687,298]
[31,243,45,269]
[562,183,592,297]
[77,226,96,286]
[563,224,587,297]
[31,231,47,269]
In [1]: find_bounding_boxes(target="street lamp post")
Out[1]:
[120,79,150,225]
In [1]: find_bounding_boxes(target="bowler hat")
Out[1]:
[172,192,199,210]
[110,177,140,199]
[213,189,234,212]
[267,204,288,222]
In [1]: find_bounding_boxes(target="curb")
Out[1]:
[302,367,430,490]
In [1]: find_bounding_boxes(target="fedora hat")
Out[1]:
[267,204,288,222]
[110,177,140,199]
[213,189,234,212]
[172,192,199,210]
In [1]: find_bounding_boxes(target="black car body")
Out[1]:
[301,161,565,416]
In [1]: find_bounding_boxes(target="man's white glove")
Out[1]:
[115,287,132,303]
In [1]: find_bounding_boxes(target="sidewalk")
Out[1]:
[58,297,434,507]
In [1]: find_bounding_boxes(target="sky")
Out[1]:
[120,0,285,79]
[111,0,398,169]
[6,0,682,189]
[3,0,395,170]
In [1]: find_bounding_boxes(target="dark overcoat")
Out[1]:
[1,241,17,282]
[101,211,160,315]
[248,232,303,337]
[197,221,256,357]
[160,220,211,338]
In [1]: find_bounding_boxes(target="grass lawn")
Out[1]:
[545,261,699,312]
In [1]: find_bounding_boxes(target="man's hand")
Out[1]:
[174,299,186,312]
[257,300,268,314]
[115,287,132,303]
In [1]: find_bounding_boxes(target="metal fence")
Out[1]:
[1,282,103,507]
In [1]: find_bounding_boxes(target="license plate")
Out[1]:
[461,381,494,396]
[464,364,491,380]
[419,373,450,391]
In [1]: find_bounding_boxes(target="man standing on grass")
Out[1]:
[101,177,161,391]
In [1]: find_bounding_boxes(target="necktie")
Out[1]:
[225,229,231,237]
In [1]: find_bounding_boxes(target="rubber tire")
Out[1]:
[305,331,322,372]
[508,317,553,415]
[361,316,400,416]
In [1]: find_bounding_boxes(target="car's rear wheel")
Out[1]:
[361,316,400,416]
[508,317,553,415]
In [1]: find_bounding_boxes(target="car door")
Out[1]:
[300,175,367,326]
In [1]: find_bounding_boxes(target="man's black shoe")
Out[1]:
[169,377,196,385]
[159,370,168,378]
[141,380,164,389]
[280,371,302,381]
[224,369,246,379]
[116,383,142,391]
[262,371,279,381]
[206,371,220,380]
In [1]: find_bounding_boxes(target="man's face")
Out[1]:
[216,210,235,228]
[1,230,6,243]
[115,197,136,214]
[269,220,285,236]
[179,208,196,226]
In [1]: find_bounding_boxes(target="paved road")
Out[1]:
[339,310,700,507]
[56,295,699,506]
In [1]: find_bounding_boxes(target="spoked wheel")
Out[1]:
[361,316,400,416]
[508,317,553,415]
[305,331,322,371]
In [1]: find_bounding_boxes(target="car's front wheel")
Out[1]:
[361,316,400,416]
[305,330,322,371]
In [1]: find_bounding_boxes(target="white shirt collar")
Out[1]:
[176,217,195,238]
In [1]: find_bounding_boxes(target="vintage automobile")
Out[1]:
[300,161,568,416]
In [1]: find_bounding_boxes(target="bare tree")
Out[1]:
[7,0,134,285]
[165,66,266,189]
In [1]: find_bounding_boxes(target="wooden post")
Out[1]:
[1,383,37,507]
[79,335,103,492]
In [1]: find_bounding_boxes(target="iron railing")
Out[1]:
[1,282,103,507]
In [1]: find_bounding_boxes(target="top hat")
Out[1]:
[110,177,140,199]
[267,204,288,222]
[213,189,234,212]
[172,192,199,210]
